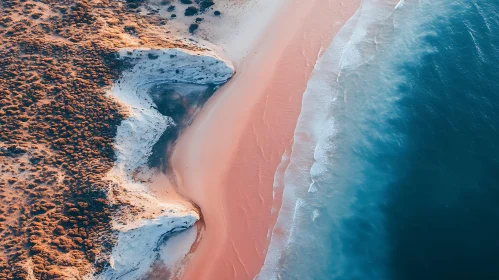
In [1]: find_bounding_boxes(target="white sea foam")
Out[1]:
[259,1,457,279]
[98,48,234,279]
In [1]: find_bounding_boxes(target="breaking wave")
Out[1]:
[258,0,496,279]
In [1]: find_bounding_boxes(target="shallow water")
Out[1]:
[147,83,218,169]
[261,1,499,279]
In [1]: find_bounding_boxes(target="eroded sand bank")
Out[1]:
[99,48,233,279]
[171,0,361,279]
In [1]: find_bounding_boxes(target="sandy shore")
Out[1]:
[172,0,361,279]
[99,48,234,279]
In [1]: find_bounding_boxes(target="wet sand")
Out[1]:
[172,0,361,279]
[147,83,218,170]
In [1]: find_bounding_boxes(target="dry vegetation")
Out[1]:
[0,0,207,279]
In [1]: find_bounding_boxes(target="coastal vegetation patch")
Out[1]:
[0,0,202,278]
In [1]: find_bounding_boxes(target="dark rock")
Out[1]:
[198,0,214,12]
[147,53,159,60]
[189,23,199,33]
[184,6,199,16]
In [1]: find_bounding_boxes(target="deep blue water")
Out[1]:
[386,1,499,279]
[260,1,499,279]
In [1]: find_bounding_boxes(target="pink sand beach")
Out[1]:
[171,1,360,279]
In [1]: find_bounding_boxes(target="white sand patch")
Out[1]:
[110,48,234,175]
[159,225,198,269]
[146,0,287,64]
[98,48,234,280]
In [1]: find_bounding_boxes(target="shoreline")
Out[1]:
[171,0,361,279]
[99,48,234,279]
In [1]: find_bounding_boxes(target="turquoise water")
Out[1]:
[260,1,499,279]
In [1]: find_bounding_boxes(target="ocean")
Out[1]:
[260,1,499,279]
